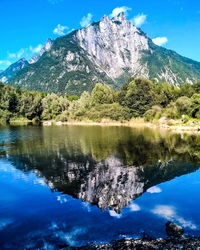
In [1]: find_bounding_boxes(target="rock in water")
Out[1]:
[166,221,184,238]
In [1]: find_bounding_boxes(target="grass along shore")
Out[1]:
[41,118,200,133]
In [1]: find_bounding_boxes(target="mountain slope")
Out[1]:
[29,38,53,64]
[0,58,29,83]
[10,13,200,95]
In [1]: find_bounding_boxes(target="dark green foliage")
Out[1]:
[191,94,200,118]
[175,96,192,116]
[84,103,132,122]
[144,106,162,121]
[91,83,115,104]
[1,78,200,124]
[119,78,158,116]
[193,82,200,93]
[19,92,43,120]
[67,95,79,101]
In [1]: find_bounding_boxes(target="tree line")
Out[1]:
[0,78,200,124]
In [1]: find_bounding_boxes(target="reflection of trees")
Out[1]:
[8,126,200,165]
[6,126,200,211]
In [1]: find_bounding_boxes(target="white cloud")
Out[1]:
[152,205,175,219]
[129,203,141,211]
[109,6,132,18]
[147,186,162,194]
[82,201,92,212]
[53,24,68,36]
[152,205,197,229]
[152,37,168,46]
[56,227,87,246]
[109,210,122,218]
[29,44,43,54]
[57,195,68,204]
[80,13,93,28]
[0,60,11,66]
[8,48,25,59]
[33,178,46,186]
[130,14,147,27]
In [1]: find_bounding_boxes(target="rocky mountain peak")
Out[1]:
[18,58,27,63]
[40,38,53,55]
[74,13,149,79]
[9,13,200,95]
[100,15,110,23]
[29,38,53,64]
[115,11,126,21]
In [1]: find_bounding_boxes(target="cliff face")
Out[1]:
[9,12,200,94]
[75,13,149,80]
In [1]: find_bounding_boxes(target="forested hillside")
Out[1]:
[1,78,200,125]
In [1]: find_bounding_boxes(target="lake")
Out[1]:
[0,125,200,249]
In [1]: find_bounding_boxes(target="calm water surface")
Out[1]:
[0,125,200,249]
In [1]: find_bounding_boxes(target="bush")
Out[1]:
[144,106,162,122]
[91,83,115,105]
[175,96,192,115]
[56,110,69,122]
[85,103,132,122]
[164,102,179,119]
[0,109,12,124]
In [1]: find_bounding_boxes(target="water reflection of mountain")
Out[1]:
[6,126,200,212]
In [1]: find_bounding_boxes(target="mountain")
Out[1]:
[10,12,200,95]
[0,58,29,83]
[29,38,53,64]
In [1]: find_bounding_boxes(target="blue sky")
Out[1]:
[0,0,200,70]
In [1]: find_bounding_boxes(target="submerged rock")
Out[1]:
[166,221,184,238]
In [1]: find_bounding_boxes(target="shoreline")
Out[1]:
[72,237,200,249]
[4,118,200,134]
[42,120,200,134]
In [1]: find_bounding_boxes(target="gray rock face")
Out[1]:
[75,13,149,79]
[77,156,144,212]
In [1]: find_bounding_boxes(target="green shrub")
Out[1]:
[85,103,132,122]
[56,110,69,122]
[144,105,162,121]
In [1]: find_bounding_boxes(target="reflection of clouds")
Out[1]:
[33,179,47,186]
[0,218,14,230]
[152,205,197,230]
[147,186,162,194]
[56,227,87,246]
[49,222,59,230]
[82,201,91,212]
[0,161,45,184]
[129,202,141,211]
[57,195,68,204]
[109,210,122,218]
[0,160,51,190]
